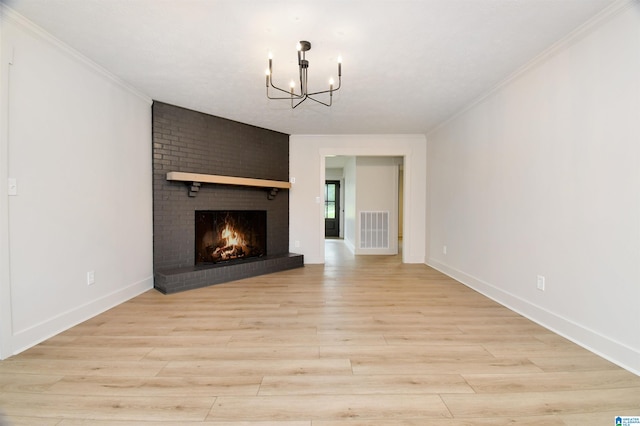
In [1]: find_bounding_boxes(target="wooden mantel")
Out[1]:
[166,171,291,198]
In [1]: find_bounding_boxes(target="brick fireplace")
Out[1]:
[152,102,303,294]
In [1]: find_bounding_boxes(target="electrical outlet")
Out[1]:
[537,275,545,291]
[294,240,300,248]
[87,271,95,286]
[443,245,447,255]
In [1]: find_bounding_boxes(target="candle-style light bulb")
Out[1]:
[290,80,295,95]
[265,69,270,87]
[329,78,334,91]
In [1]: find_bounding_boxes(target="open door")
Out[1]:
[324,180,340,237]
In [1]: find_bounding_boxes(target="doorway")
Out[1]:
[324,180,340,238]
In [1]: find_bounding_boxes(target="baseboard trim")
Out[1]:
[8,276,153,357]
[427,258,640,376]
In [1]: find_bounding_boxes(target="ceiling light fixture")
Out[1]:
[266,40,342,109]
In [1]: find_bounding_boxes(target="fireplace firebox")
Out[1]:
[195,210,267,265]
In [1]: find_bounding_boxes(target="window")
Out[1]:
[325,182,337,219]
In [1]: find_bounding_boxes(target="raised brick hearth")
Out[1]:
[154,253,303,294]
[152,102,302,293]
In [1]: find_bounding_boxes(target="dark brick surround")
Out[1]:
[152,102,302,293]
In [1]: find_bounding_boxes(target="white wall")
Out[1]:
[427,2,640,374]
[290,134,426,264]
[354,156,399,255]
[0,8,153,358]
[343,156,357,251]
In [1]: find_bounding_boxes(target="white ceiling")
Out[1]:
[2,0,618,135]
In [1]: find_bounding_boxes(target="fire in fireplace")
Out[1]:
[195,210,267,265]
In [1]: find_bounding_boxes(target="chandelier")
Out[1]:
[265,40,342,109]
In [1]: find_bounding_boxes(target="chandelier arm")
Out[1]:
[267,80,305,99]
[291,94,308,109]
[307,76,341,97]
[306,87,339,97]
[306,95,332,107]
[270,79,303,97]
[269,66,306,98]
[267,91,304,100]
[267,92,305,101]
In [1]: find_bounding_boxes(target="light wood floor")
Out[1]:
[1,239,639,425]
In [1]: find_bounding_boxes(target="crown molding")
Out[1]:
[0,4,152,105]
[428,0,637,136]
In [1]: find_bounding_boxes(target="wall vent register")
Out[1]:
[360,211,389,249]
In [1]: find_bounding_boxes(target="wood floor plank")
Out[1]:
[351,356,544,375]
[456,322,550,335]
[481,341,595,358]
[77,324,176,336]
[68,335,232,348]
[48,375,261,397]
[258,374,474,395]
[528,354,623,372]
[0,359,167,377]
[383,332,544,345]
[441,388,640,418]
[174,325,318,336]
[0,392,215,422]
[2,416,61,426]
[158,359,353,377]
[316,322,465,334]
[560,410,640,426]
[227,333,387,347]
[144,346,320,361]
[0,373,62,392]
[312,417,564,426]
[207,395,451,421]
[464,370,640,393]
[319,344,492,359]
[14,346,152,361]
